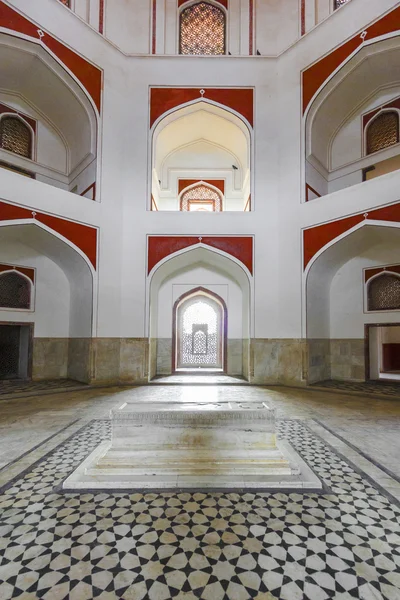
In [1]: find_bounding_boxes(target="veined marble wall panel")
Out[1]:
[307,339,331,384]
[68,338,92,383]
[120,338,148,383]
[92,338,121,384]
[32,338,69,380]
[156,338,172,376]
[250,339,307,386]
[330,339,365,382]
[227,339,243,376]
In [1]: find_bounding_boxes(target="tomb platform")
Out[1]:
[63,401,322,490]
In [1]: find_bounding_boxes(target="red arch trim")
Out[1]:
[303,202,400,269]
[0,201,97,269]
[148,235,253,274]
[150,88,253,128]
[0,2,102,113]
[302,5,400,114]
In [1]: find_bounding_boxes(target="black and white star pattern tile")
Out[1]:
[0,419,399,600]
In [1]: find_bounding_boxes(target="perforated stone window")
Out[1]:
[179,2,226,56]
[0,272,31,310]
[367,273,400,311]
[180,184,222,211]
[334,0,351,8]
[177,296,223,369]
[366,111,399,155]
[0,116,32,159]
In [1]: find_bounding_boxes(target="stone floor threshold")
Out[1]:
[150,374,249,385]
[310,378,400,399]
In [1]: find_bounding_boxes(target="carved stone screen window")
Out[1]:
[180,184,222,211]
[179,2,226,56]
[366,111,399,155]
[367,273,400,311]
[334,0,351,9]
[0,117,32,159]
[175,294,224,370]
[0,272,31,310]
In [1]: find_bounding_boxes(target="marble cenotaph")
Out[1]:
[63,402,321,490]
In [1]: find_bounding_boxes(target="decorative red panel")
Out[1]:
[0,2,102,113]
[363,98,400,130]
[0,263,35,283]
[99,0,104,34]
[178,179,225,195]
[152,0,156,54]
[249,0,253,54]
[302,6,400,114]
[0,201,97,269]
[150,88,253,127]
[365,264,400,283]
[304,202,400,269]
[148,236,253,274]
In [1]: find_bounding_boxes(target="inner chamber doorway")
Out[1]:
[0,323,32,380]
[173,288,227,372]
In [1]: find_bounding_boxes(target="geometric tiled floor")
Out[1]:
[312,379,400,398]
[0,379,86,397]
[1,419,399,599]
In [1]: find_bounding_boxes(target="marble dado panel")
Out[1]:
[33,338,69,380]
[68,338,92,383]
[33,338,149,384]
[307,339,331,384]
[250,339,307,386]
[306,338,365,383]
[330,339,365,382]
[156,338,172,375]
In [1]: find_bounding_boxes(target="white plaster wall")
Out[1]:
[330,246,400,339]
[3,0,400,345]
[0,93,67,172]
[0,239,70,337]
[330,89,400,171]
[104,0,151,54]
[255,0,299,55]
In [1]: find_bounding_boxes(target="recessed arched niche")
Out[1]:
[151,101,251,212]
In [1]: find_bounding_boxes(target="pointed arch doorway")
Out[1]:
[172,287,227,372]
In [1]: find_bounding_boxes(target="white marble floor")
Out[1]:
[0,385,400,599]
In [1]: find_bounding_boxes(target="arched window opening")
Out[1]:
[174,291,225,371]
[366,111,399,155]
[367,273,400,311]
[179,2,226,56]
[180,184,222,211]
[0,272,31,310]
[0,116,32,159]
[334,0,350,9]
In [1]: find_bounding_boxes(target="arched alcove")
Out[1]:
[305,37,400,199]
[305,223,400,383]
[148,245,251,379]
[0,33,98,197]
[0,222,94,381]
[151,101,251,211]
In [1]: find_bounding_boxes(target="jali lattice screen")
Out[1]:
[368,273,400,311]
[180,2,225,55]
